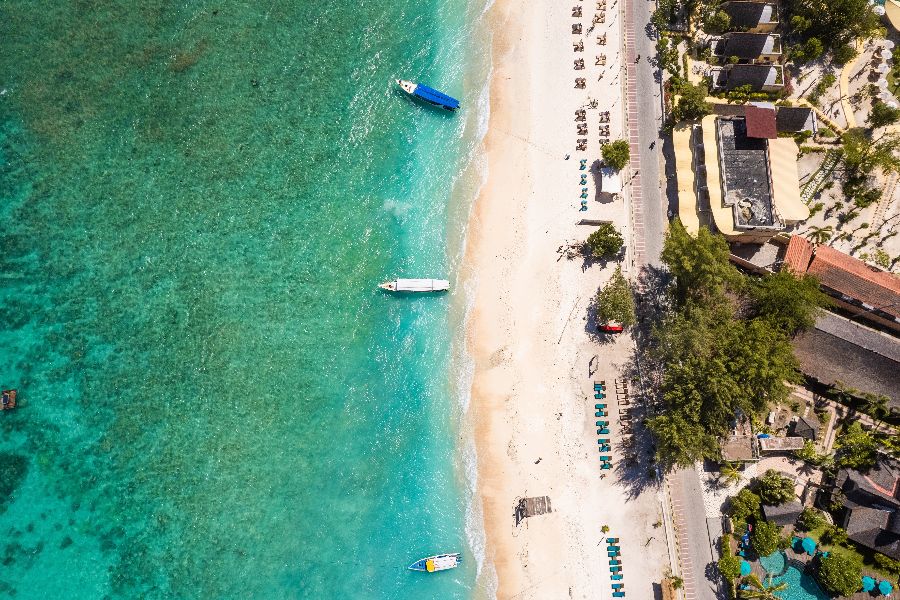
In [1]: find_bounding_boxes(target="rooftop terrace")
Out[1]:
[716,118,775,227]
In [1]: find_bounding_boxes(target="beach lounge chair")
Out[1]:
[599,455,611,461]
[598,439,610,444]
[599,445,611,452]
[610,566,621,573]
[595,411,607,417]
[612,574,623,580]
[612,583,624,589]
[594,392,606,398]
[601,463,612,469]
[594,381,605,389]
[612,593,625,598]
[608,552,619,557]
[595,403,606,409]
[609,559,621,565]
[607,546,620,551]
[598,428,609,434]
[607,537,618,542]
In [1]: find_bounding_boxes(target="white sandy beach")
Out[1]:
[462,0,671,597]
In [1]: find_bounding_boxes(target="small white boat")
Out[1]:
[408,553,461,573]
[379,278,450,292]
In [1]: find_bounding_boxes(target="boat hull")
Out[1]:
[396,79,460,111]
[408,553,461,573]
[379,278,449,292]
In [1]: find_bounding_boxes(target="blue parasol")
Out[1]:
[740,560,752,577]
[801,537,816,555]
[862,576,876,592]
[879,580,894,596]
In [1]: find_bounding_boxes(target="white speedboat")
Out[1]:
[408,553,461,572]
[379,278,450,292]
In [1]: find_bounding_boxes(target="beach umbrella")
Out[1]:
[740,560,752,577]
[879,580,894,596]
[862,576,876,592]
[801,537,816,555]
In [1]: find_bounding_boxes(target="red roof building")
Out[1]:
[781,236,900,328]
[744,105,778,139]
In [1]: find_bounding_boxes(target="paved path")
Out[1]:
[838,41,864,129]
[624,0,665,267]
[669,468,721,600]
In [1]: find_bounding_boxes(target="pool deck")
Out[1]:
[747,548,900,600]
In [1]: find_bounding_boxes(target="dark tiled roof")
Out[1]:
[845,506,900,560]
[776,107,816,133]
[726,64,780,91]
[792,328,900,408]
[762,500,804,526]
[723,2,776,28]
[793,415,819,438]
[723,33,778,59]
[745,105,777,138]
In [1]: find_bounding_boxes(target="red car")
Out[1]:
[598,321,624,333]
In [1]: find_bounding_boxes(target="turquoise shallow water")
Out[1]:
[0,1,489,598]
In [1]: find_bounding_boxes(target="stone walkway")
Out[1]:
[623,0,645,267]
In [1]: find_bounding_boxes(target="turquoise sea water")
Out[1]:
[0,1,490,598]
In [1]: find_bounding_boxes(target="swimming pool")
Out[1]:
[771,565,830,600]
[760,551,788,576]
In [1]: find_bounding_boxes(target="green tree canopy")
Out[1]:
[841,130,900,191]
[756,469,796,505]
[602,140,631,171]
[788,0,879,49]
[661,221,743,304]
[672,82,713,122]
[585,223,624,260]
[794,37,824,63]
[796,507,826,531]
[817,552,862,597]
[596,266,636,327]
[728,488,762,523]
[749,269,829,335]
[835,421,877,470]
[868,102,900,130]
[647,413,720,469]
[704,9,731,34]
[719,538,741,585]
[750,520,781,557]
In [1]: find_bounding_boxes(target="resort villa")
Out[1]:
[830,455,900,561]
[721,1,779,33]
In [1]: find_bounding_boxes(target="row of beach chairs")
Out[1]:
[615,379,633,435]
[595,381,613,470]
[606,536,626,596]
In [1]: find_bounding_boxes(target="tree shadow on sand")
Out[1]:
[608,264,673,501]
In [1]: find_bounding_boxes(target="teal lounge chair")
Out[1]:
[612,593,624,598]
[612,574,623,580]
[595,393,606,399]
[610,566,621,573]
[607,537,618,543]
[598,438,610,444]
[612,583,624,589]
[595,411,607,417]
[608,546,620,551]
[599,445,611,452]
[598,428,609,434]
[599,455,611,461]
[601,463,612,469]
[596,421,609,427]
[595,403,607,409]
[609,559,620,565]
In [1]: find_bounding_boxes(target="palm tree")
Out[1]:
[739,574,789,600]
[860,393,889,423]
[807,225,833,245]
[718,461,743,487]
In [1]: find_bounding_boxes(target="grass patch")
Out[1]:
[802,524,898,579]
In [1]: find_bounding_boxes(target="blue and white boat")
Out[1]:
[408,552,461,573]
[396,79,460,111]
